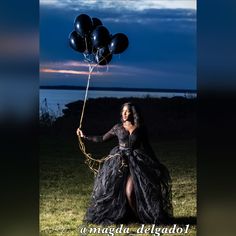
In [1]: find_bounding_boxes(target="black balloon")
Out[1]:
[95,47,112,65]
[92,17,103,29]
[91,25,110,49]
[74,14,93,37]
[109,33,129,54]
[70,15,128,63]
[69,31,86,53]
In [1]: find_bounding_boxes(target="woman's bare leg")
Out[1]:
[126,175,136,214]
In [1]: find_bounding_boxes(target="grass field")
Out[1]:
[40,136,196,236]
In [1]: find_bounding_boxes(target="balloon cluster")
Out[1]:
[69,14,129,65]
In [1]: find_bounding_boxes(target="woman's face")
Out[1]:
[122,105,131,122]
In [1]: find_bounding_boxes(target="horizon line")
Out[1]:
[40,85,197,93]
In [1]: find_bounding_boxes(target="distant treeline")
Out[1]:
[40,85,196,94]
[42,97,196,141]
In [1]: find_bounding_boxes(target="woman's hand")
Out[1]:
[76,128,85,138]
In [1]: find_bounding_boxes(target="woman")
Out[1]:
[76,102,173,225]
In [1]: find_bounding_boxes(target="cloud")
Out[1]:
[39,60,139,79]
[40,60,122,69]
[40,68,104,76]
[40,60,162,76]
[40,5,195,35]
[102,9,196,25]
[39,60,177,84]
[40,0,196,11]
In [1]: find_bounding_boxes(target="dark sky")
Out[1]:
[40,0,196,89]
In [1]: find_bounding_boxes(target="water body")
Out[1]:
[40,89,196,117]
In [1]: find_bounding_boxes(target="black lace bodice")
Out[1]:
[84,123,155,157]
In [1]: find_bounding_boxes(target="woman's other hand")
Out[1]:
[76,128,84,138]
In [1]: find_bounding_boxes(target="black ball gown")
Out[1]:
[83,123,173,225]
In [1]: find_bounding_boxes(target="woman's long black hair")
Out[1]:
[120,102,143,127]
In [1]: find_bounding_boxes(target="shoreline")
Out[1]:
[40,85,197,94]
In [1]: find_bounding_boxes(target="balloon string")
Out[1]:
[77,52,117,175]
[79,51,112,129]
[78,64,93,129]
[78,133,120,175]
[79,35,89,129]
